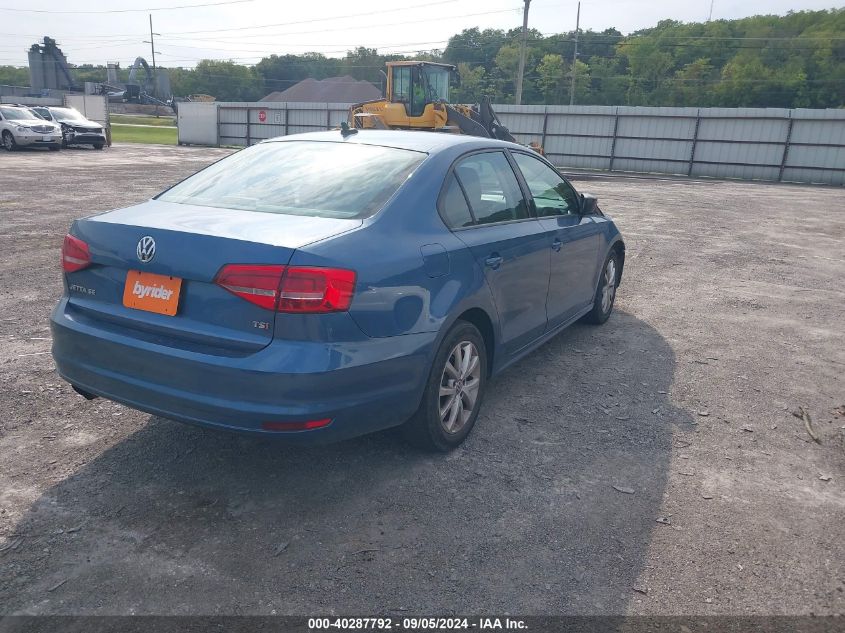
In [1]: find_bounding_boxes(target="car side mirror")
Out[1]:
[580,193,599,215]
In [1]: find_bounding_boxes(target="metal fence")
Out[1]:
[64,94,109,126]
[178,101,350,148]
[177,102,845,186]
[496,105,845,186]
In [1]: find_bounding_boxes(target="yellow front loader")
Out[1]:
[348,61,541,152]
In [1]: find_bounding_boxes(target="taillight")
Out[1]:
[62,234,91,272]
[214,264,356,313]
[214,264,286,311]
[278,267,356,313]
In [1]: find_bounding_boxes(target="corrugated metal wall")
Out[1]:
[495,105,845,185]
[179,102,845,186]
[64,94,108,126]
[177,102,218,146]
[199,102,349,147]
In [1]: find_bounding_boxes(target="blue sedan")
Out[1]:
[51,130,625,451]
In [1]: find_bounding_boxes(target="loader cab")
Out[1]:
[387,62,453,117]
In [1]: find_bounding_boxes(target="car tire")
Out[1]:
[582,250,620,325]
[93,144,104,150]
[402,321,487,452]
[2,131,16,151]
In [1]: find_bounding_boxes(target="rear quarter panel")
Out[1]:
[592,214,625,286]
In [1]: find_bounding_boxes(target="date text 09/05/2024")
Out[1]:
[308,618,528,630]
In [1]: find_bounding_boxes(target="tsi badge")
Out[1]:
[136,236,156,264]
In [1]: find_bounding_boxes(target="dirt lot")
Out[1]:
[0,144,843,616]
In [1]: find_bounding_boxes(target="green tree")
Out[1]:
[188,60,262,101]
[494,44,541,102]
[3,8,843,108]
[669,58,716,106]
[587,57,627,105]
[617,37,674,105]
[340,47,393,85]
[536,54,565,103]
[453,62,487,102]
[565,59,591,105]
[444,28,507,72]
[0,65,31,87]
[255,53,340,95]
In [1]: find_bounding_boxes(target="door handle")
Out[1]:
[551,238,562,252]
[484,255,504,270]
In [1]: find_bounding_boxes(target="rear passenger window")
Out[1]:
[454,152,529,226]
[438,174,475,229]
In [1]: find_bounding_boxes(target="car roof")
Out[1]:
[264,129,525,155]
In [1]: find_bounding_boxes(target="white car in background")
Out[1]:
[0,105,62,151]
[31,106,107,149]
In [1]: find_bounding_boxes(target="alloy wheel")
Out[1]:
[601,258,617,313]
[438,340,481,434]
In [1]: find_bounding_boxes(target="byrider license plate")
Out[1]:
[123,270,182,316]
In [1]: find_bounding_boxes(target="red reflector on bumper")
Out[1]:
[261,418,333,432]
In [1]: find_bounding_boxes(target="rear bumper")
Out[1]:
[50,298,435,443]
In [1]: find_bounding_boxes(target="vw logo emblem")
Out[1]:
[136,236,156,264]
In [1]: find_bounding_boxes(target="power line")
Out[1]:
[157,0,471,36]
[0,0,256,13]
[1,33,840,53]
[4,23,842,45]
[0,0,485,39]
[61,39,452,55]
[0,5,525,62]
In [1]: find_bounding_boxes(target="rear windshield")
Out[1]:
[157,140,426,219]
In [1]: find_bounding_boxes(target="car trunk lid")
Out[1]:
[64,199,361,354]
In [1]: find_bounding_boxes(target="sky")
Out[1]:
[0,0,840,68]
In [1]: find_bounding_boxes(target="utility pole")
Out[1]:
[708,0,715,22]
[515,0,531,105]
[148,14,158,88]
[143,14,162,114]
[569,1,580,106]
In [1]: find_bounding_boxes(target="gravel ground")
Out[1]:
[0,143,843,615]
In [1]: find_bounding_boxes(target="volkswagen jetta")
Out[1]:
[51,130,625,450]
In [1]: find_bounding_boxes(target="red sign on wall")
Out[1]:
[258,110,267,123]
